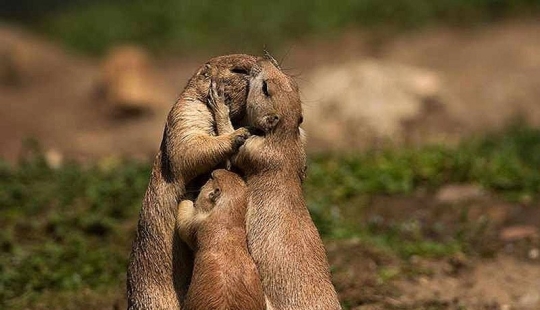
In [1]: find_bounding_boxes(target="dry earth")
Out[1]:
[327,187,540,309]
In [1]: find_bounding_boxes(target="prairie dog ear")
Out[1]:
[208,187,221,202]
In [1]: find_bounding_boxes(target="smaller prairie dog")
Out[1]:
[176,169,266,310]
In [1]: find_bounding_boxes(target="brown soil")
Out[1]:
[329,241,540,310]
[328,191,540,309]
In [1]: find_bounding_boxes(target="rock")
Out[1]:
[300,59,453,150]
[499,225,538,242]
[97,45,166,114]
[529,248,539,260]
[435,184,485,204]
[45,149,63,169]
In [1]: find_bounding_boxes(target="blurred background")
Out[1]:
[1,1,540,309]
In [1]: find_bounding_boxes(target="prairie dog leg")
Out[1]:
[208,80,235,135]
[207,80,246,169]
[172,129,250,178]
[176,200,207,250]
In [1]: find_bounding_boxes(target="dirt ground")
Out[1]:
[328,190,540,309]
[329,242,540,309]
[2,21,540,309]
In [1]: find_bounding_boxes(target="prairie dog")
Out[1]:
[232,56,342,310]
[127,54,257,309]
[176,169,265,310]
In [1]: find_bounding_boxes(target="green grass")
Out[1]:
[0,142,150,308]
[15,0,540,54]
[306,124,540,205]
[1,125,540,308]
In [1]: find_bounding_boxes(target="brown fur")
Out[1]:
[176,169,266,310]
[127,54,257,309]
[232,57,342,310]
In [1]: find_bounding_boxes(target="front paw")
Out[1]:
[177,200,195,226]
[232,127,251,149]
[207,80,228,114]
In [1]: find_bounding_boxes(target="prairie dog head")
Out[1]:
[195,169,247,212]
[193,54,257,123]
[246,55,303,137]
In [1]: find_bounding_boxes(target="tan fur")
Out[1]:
[176,169,266,310]
[233,58,341,310]
[127,54,257,309]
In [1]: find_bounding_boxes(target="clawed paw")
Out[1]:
[207,80,227,112]
[233,128,251,149]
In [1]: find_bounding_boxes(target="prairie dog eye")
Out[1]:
[262,80,270,97]
[231,67,249,75]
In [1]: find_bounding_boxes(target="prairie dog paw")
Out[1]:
[232,127,251,149]
[176,200,199,249]
[207,80,228,115]
[176,200,196,228]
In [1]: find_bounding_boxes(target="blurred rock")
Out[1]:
[97,45,166,115]
[529,248,539,260]
[386,21,540,131]
[45,149,63,169]
[435,184,485,204]
[301,60,455,150]
[499,225,538,242]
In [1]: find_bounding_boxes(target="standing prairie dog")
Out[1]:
[176,169,266,310]
[232,56,342,310]
[127,54,257,310]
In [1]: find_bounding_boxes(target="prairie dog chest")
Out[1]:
[174,100,216,136]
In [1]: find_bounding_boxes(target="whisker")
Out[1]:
[279,45,294,69]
